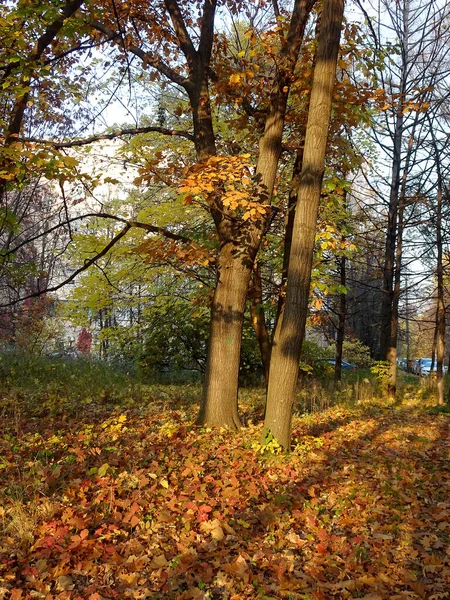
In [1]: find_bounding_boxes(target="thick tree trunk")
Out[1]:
[197,243,253,427]
[264,0,344,449]
[249,263,271,385]
[198,0,315,427]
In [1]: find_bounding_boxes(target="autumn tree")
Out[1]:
[264,0,345,448]
[365,0,450,393]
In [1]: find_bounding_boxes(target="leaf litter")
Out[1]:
[0,393,449,599]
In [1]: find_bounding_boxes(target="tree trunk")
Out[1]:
[198,0,315,427]
[335,254,346,383]
[433,140,445,406]
[249,263,271,385]
[264,0,345,449]
[387,167,405,395]
[431,310,438,372]
[275,148,304,329]
[427,113,446,404]
[386,117,418,394]
[197,242,253,428]
[379,112,403,363]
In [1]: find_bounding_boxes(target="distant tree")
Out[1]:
[76,327,92,354]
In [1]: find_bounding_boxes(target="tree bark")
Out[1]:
[197,242,252,427]
[428,117,446,405]
[335,254,346,383]
[249,263,271,385]
[264,0,345,449]
[198,0,316,427]
[275,148,304,328]
[386,112,419,394]
[379,111,403,363]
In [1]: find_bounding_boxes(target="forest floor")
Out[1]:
[1,374,450,600]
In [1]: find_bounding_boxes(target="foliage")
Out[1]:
[299,340,332,377]
[325,339,373,368]
[1,371,450,598]
[370,361,392,393]
[76,328,92,354]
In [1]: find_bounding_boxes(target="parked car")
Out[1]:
[414,358,448,376]
[411,359,420,375]
[397,357,407,371]
[322,359,358,371]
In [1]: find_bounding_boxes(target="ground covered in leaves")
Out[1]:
[1,385,450,600]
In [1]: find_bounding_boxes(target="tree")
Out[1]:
[264,0,345,449]
[365,0,450,393]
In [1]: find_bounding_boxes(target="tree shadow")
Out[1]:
[3,395,450,599]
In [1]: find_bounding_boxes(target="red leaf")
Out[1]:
[316,541,328,554]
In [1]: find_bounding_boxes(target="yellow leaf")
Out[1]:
[150,554,168,568]
[229,73,241,85]
[98,463,110,477]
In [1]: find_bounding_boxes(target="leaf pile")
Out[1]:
[1,393,450,599]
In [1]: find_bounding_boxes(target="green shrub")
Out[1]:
[324,339,372,368]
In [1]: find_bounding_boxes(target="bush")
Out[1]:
[325,339,372,368]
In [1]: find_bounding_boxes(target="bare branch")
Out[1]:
[2,212,193,260]
[90,19,191,89]
[19,125,194,148]
[1,224,132,307]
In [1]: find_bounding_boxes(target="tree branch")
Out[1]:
[33,0,85,59]
[198,0,218,66]
[164,0,197,62]
[1,224,132,307]
[19,125,194,148]
[90,19,191,89]
[2,212,193,260]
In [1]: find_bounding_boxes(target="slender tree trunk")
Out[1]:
[275,148,304,329]
[387,167,405,394]
[431,310,438,372]
[379,112,403,362]
[428,114,446,405]
[387,117,419,394]
[335,254,346,383]
[405,285,410,372]
[435,162,445,406]
[249,263,271,385]
[264,0,345,449]
[334,191,348,383]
